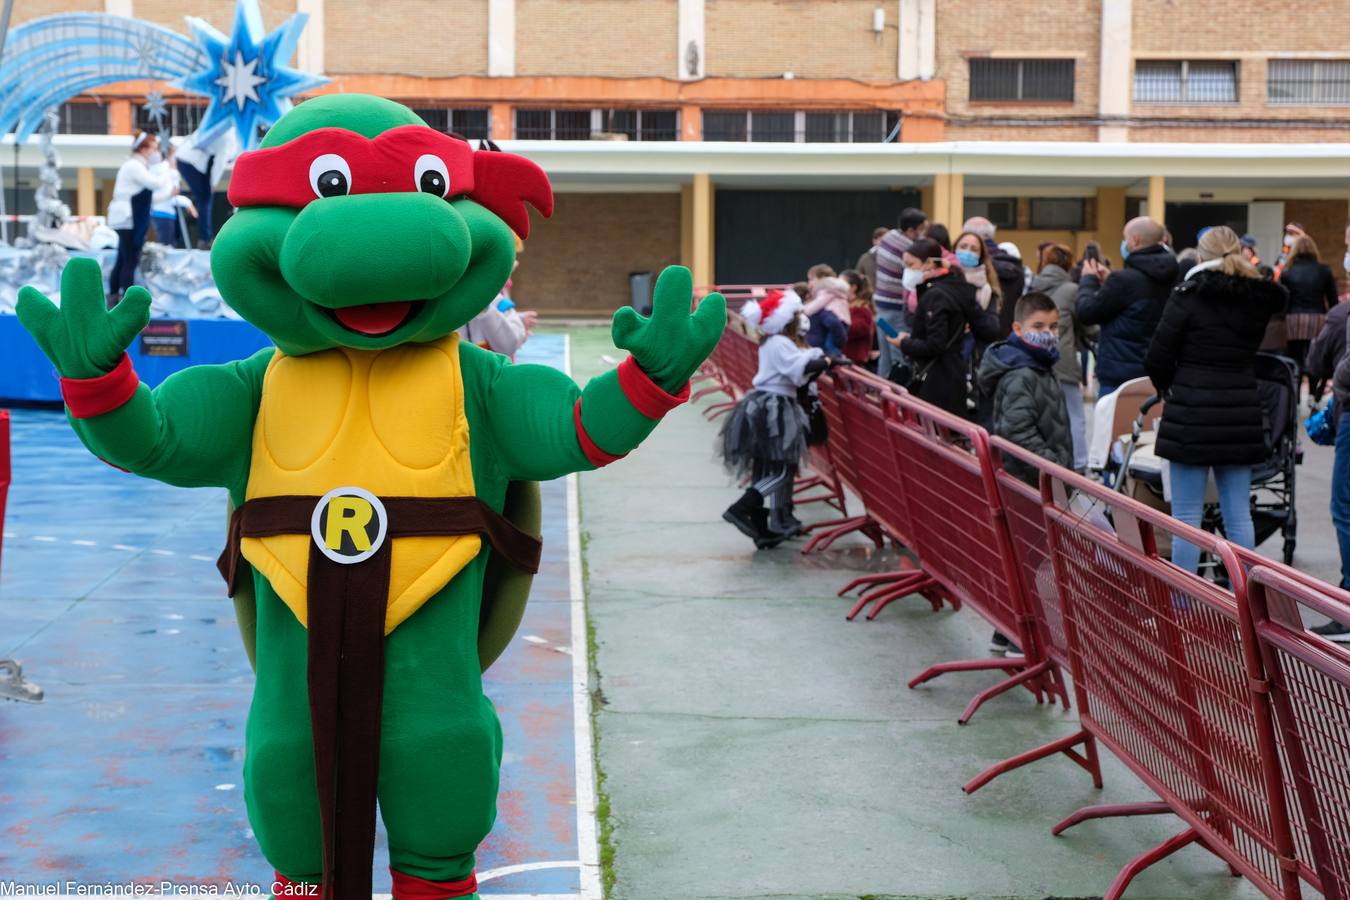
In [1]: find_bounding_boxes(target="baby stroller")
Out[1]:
[1113,353,1300,565]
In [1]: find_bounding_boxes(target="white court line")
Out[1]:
[189,554,216,562]
[151,549,175,557]
[32,535,57,542]
[71,539,97,546]
[565,332,603,900]
[479,860,582,883]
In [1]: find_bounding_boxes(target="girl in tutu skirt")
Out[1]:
[719,288,840,548]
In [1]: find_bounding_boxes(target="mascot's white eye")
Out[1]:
[414,154,450,197]
[309,153,351,198]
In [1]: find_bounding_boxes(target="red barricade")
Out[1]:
[1040,467,1299,900]
[963,436,1100,793]
[1246,562,1350,898]
[0,410,8,571]
[877,390,1063,721]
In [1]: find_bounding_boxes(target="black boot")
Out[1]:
[723,489,769,542]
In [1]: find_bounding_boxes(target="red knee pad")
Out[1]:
[390,868,479,900]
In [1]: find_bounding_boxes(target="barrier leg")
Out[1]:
[800,515,873,554]
[1052,800,1173,836]
[703,400,737,420]
[906,657,1047,724]
[963,728,1102,794]
[690,383,730,402]
[954,660,1052,724]
[846,574,938,620]
[1103,828,1200,900]
[838,568,914,596]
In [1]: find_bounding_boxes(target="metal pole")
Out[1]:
[0,0,16,244]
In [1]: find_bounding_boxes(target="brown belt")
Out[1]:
[217,495,542,900]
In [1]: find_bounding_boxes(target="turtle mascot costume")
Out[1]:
[16,94,726,899]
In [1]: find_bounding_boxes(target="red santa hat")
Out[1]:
[741,288,803,335]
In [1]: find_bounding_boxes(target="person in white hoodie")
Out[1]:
[107,131,177,304]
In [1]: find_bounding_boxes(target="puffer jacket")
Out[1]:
[977,338,1073,485]
[1144,270,1287,466]
[1031,264,1095,386]
[1077,244,1179,387]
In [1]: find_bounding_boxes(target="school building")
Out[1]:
[13,0,1350,311]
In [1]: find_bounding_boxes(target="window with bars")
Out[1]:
[962,197,1017,231]
[1134,60,1238,104]
[1029,198,1086,230]
[969,58,1075,102]
[703,109,901,142]
[135,102,206,137]
[412,108,491,140]
[514,108,677,140]
[57,102,108,134]
[1268,59,1350,105]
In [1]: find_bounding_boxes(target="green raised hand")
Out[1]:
[611,265,726,393]
[16,257,151,380]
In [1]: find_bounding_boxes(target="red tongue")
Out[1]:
[332,301,413,335]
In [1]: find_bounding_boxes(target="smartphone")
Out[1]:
[876,318,900,339]
[1083,244,1101,264]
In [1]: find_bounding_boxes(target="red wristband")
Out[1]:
[60,353,140,419]
[389,868,479,900]
[573,399,626,468]
[617,356,690,419]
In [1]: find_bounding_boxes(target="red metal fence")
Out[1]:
[694,305,1350,899]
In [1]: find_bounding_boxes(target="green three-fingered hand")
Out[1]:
[610,265,726,393]
[16,257,151,380]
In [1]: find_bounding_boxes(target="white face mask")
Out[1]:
[147,150,164,165]
[1342,251,1350,272]
[901,267,925,291]
[796,312,810,334]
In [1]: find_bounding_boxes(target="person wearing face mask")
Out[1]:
[953,231,1003,312]
[873,206,929,379]
[1145,226,1287,578]
[107,131,178,305]
[884,237,1000,416]
[1077,216,1179,396]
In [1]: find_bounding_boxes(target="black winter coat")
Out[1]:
[901,270,1001,417]
[1144,270,1287,466]
[1279,257,1337,316]
[993,251,1026,336]
[1077,244,1179,387]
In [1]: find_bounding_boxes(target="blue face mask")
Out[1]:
[1020,328,1058,351]
[955,249,981,269]
[1120,239,1130,260]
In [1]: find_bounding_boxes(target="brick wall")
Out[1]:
[1133,0,1350,53]
[705,0,898,80]
[937,0,1100,129]
[135,0,296,35]
[511,193,682,314]
[14,0,101,22]
[517,0,677,77]
[325,0,488,76]
[947,124,1099,141]
[1131,125,1350,143]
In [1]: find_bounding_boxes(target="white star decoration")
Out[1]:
[214,50,266,111]
[142,89,168,125]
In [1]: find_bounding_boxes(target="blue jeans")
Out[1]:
[1332,411,1350,588]
[875,304,908,380]
[1169,462,1254,575]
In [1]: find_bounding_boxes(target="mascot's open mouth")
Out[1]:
[327,300,427,336]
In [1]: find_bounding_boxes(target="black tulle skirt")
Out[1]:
[715,389,810,479]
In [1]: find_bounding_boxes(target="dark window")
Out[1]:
[58,102,108,134]
[451,108,490,140]
[962,197,1017,231]
[702,110,748,141]
[412,107,449,131]
[1134,60,1238,103]
[598,109,678,141]
[1269,59,1350,105]
[135,101,206,137]
[514,108,590,139]
[969,58,1074,102]
[804,110,901,142]
[804,111,849,143]
[849,110,901,142]
[1029,197,1086,230]
[749,110,795,142]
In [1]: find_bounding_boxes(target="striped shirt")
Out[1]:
[874,228,915,309]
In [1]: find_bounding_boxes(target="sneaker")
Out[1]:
[1311,620,1350,643]
[989,632,1024,658]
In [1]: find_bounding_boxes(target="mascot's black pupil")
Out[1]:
[318,170,348,197]
[420,171,445,194]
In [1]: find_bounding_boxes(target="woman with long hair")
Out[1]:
[1279,233,1338,376]
[952,230,1003,314]
[840,268,876,368]
[1145,225,1288,575]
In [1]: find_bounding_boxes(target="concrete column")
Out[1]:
[677,0,704,80]
[76,167,96,218]
[488,0,515,77]
[918,183,934,220]
[680,184,694,268]
[490,102,512,141]
[690,173,715,288]
[898,0,936,81]
[932,172,963,232]
[1147,175,1165,226]
[105,0,132,16]
[680,105,701,141]
[1098,0,1132,142]
[296,0,325,75]
[1096,186,1126,245]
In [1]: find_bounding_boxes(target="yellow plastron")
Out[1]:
[240,334,481,635]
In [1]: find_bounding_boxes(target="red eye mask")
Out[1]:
[227,125,553,238]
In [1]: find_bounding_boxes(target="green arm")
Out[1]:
[16,257,268,492]
[474,266,725,481]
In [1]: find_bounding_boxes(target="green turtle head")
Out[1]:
[211,94,551,356]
